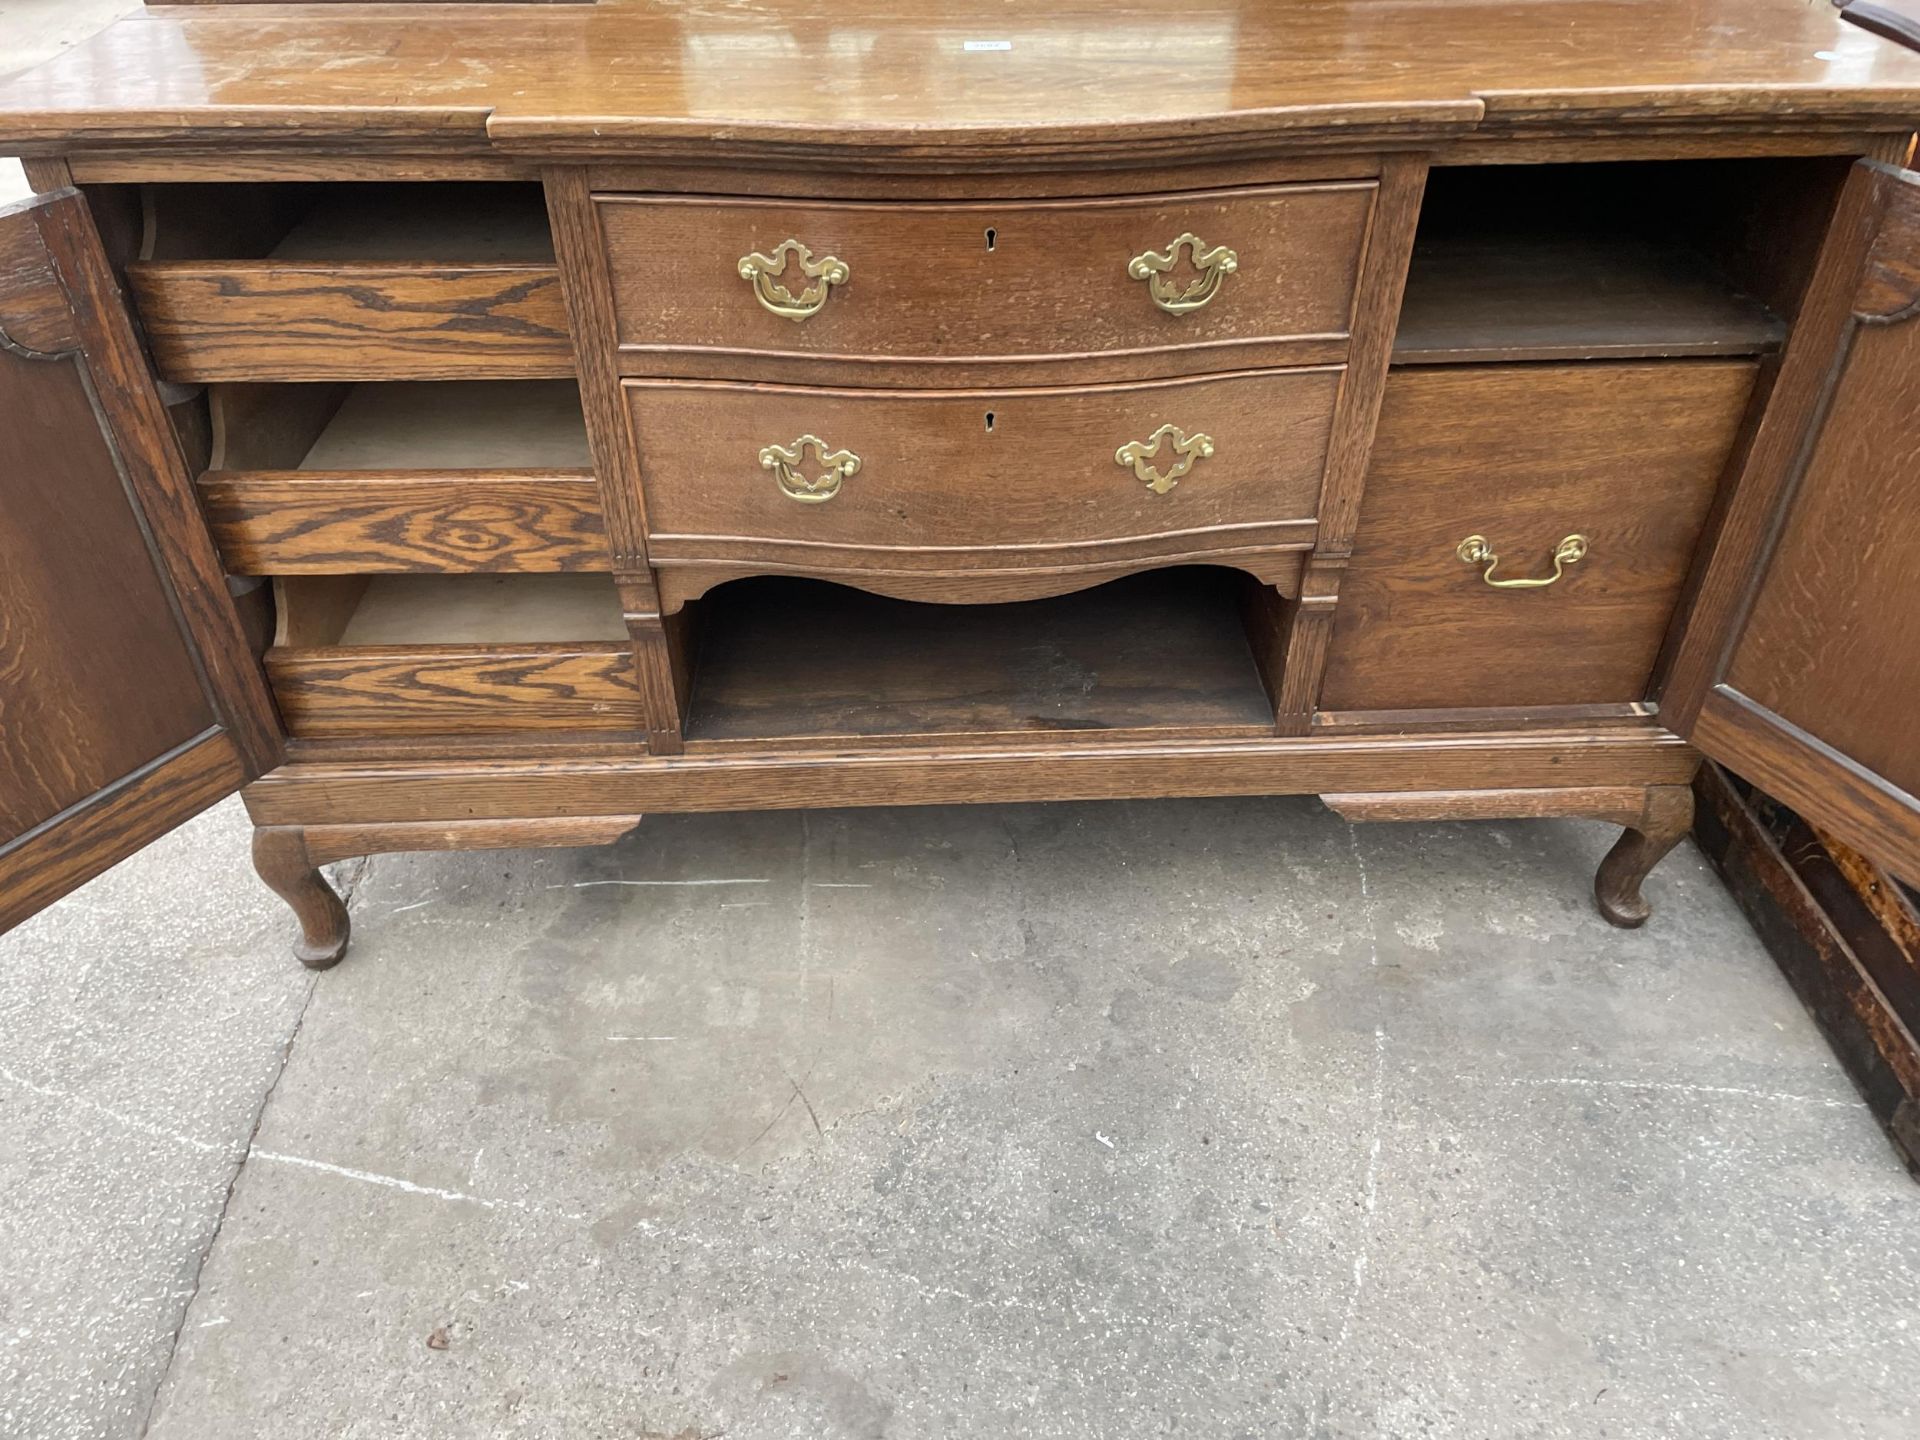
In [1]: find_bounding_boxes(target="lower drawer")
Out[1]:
[267,574,641,738]
[626,369,1336,601]
[1319,360,1757,715]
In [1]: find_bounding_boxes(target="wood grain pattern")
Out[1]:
[597,183,1373,383]
[7,2,1920,165]
[1,188,280,934]
[1668,161,1920,887]
[627,369,1334,595]
[239,723,1701,826]
[1320,361,1758,714]
[1,733,245,935]
[267,646,643,738]
[199,471,606,574]
[127,262,574,382]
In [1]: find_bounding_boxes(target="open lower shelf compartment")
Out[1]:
[198,382,607,576]
[1391,159,1838,365]
[127,184,571,383]
[267,574,641,739]
[681,568,1281,747]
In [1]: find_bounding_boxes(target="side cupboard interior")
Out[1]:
[1,0,1918,975]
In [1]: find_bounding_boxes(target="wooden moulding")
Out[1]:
[241,723,1701,827]
[199,380,606,574]
[265,574,643,739]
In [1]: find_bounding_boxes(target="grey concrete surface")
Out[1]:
[5,794,1918,1439]
[2,4,1918,1435]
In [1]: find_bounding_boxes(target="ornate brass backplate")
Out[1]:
[738,239,850,320]
[1127,232,1239,314]
[1456,533,1590,589]
[760,434,862,503]
[1115,424,1215,495]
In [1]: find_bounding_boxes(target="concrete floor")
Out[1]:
[5,794,1918,1439]
[3,4,1919,1436]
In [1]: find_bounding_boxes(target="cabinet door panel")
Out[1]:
[0,190,280,932]
[1669,161,1920,886]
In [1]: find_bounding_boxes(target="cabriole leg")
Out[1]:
[251,826,350,969]
[1593,785,1696,930]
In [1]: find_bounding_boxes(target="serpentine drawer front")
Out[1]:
[595,184,1376,382]
[626,369,1338,591]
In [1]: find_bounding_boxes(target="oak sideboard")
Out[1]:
[1,0,1917,967]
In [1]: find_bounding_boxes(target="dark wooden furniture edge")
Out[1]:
[1693,762,1920,1175]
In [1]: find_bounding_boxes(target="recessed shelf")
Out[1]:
[332,574,628,646]
[270,183,555,263]
[295,381,593,472]
[1393,232,1787,366]
[683,569,1277,745]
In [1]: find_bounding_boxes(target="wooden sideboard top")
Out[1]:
[1,0,1918,162]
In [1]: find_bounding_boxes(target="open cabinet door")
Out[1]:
[1667,160,1920,888]
[0,189,281,933]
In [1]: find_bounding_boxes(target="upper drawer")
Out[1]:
[627,368,1337,606]
[596,184,1376,384]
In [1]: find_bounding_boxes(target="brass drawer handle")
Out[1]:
[1457,533,1590,589]
[1115,424,1214,495]
[1127,232,1239,315]
[738,239,849,321]
[760,434,861,503]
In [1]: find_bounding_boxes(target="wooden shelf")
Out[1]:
[1393,232,1786,365]
[337,574,626,645]
[684,569,1277,746]
[272,183,555,263]
[298,381,592,471]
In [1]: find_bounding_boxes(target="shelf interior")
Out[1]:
[684,568,1276,744]
[279,574,628,648]
[1393,231,1786,365]
[296,381,594,472]
[270,183,555,263]
[1393,160,1811,365]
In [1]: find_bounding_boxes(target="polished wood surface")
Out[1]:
[598,182,1372,383]
[0,189,275,933]
[1671,161,1920,888]
[4,2,1920,163]
[1321,360,1755,714]
[627,369,1334,594]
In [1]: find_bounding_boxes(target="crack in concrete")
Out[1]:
[132,851,377,1438]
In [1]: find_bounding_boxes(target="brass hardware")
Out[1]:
[1127,232,1239,314]
[1115,424,1215,495]
[1456,533,1590,589]
[737,239,850,320]
[760,434,861,503]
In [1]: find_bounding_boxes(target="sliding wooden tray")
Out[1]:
[129,186,573,382]
[266,574,640,739]
[199,382,607,573]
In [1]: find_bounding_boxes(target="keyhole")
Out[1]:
[985,227,997,251]
[985,411,996,432]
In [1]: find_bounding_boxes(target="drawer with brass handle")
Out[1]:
[596,183,1376,384]
[625,369,1339,607]
[1321,361,1758,716]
